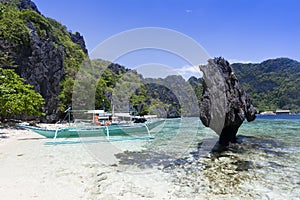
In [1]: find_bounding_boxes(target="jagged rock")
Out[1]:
[0,0,40,14]
[199,57,257,151]
[144,82,181,118]
[0,1,88,122]
[19,0,40,14]
[15,22,65,122]
[70,32,88,54]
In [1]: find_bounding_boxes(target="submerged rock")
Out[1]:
[199,57,257,152]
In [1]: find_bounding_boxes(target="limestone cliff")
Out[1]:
[0,0,87,122]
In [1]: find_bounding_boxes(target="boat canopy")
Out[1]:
[86,110,105,114]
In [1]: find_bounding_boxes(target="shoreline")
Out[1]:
[1,120,299,199]
[0,125,177,199]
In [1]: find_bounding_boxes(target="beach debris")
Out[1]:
[199,57,257,152]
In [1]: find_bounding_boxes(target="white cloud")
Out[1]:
[136,64,176,79]
[134,64,203,80]
[228,59,255,64]
[175,65,203,80]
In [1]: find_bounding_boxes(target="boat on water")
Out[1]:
[17,110,164,139]
[17,120,164,139]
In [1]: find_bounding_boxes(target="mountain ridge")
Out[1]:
[231,57,300,112]
[1,0,299,122]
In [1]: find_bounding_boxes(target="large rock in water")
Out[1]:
[199,57,257,152]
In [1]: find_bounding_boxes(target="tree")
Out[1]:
[0,68,44,121]
[130,85,150,116]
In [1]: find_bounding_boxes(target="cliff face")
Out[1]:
[16,22,65,121]
[143,75,201,118]
[0,0,87,122]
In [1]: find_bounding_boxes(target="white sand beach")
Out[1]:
[0,126,178,200]
[2,123,297,200]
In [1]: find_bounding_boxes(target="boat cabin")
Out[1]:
[275,109,291,115]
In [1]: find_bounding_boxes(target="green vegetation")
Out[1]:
[232,58,300,113]
[45,15,87,112]
[0,4,30,67]
[89,59,129,111]
[0,5,30,46]
[130,85,150,116]
[20,9,51,39]
[188,76,203,105]
[0,2,87,116]
[0,68,44,121]
[1,1,299,121]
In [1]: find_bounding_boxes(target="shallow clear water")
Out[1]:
[116,115,300,199]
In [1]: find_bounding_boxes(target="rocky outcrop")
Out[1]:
[144,75,200,118]
[199,57,257,152]
[0,0,40,13]
[18,0,40,13]
[145,83,181,118]
[15,22,65,122]
[70,32,88,54]
[0,0,88,122]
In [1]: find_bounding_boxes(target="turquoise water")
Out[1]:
[116,115,300,199]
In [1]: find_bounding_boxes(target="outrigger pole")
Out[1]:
[64,107,71,126]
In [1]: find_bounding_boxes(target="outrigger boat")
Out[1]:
[17,110,164,140]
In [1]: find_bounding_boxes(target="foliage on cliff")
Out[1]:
[77,60,201,117]
[231,58,300,113]
[0,68,44,121]
[1,1,299,121]
[0,1,87,121]
[63,57,300,116]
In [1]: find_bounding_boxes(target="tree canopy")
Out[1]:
[0,68,44,121]
[232,58,300,113]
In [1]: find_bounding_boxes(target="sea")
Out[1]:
[114,114,300,199]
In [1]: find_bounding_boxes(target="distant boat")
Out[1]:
[260,111,276,115]
[275,109,291,115]
[260,110,292,115]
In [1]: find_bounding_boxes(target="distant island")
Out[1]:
[231,58,300,114]
[0,0,299,122]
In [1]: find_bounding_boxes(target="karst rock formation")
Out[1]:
[199,57,257,152]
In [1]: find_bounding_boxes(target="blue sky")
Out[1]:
[33,0,300,77]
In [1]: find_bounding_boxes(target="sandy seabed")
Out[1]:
[0,126,180,200]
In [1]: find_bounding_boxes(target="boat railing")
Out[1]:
[142,123,151,137]
[53,126,70,140]
[53,128,59,139]
[105,126,110,140]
